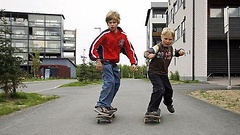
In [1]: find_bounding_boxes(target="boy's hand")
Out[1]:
[96,59,102,71]
[131,64,138,72]
[148,54,156,59]
[144,51,155,59]
[178,49,185,56]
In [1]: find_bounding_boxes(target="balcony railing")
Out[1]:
[63,46,75,51]
[152,32,161,37]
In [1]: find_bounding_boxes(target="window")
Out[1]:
[33,27,44,35]
[153,11,166,18]
[28,14,44,27]
[28,14,44,22]
[210,8,223,17]
[46,41,61,49]
[46,15,61,23]
[12,40,28,48]
[45,27,61,36]
[181,16,186,43]
[173,1,178,14]
[229,7,240,17]
[45,15,61,28]
[174,29,177,41]
[30,40,44,48]
[153,27,157,32]
[176,26,180,40]
[183,0,185,9]
[168,8,173,23]
[177,0,182,9]
[11,27,28,35]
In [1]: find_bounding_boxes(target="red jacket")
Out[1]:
[89,27,138,65]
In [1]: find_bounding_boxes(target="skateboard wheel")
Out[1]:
[97,120,100,123]
[144,118,148,123]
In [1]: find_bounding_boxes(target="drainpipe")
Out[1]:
[192,0,195,80]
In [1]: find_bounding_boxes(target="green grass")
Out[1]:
[60,80,102,87]
[0,92,59,116]
[0,80,101,117]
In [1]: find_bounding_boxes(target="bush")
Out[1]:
[170,71,180,81]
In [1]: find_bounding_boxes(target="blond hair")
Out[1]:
[161,27,175,38]
[105,10,121,24]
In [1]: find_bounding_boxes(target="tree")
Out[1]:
[77,63,88,82]
[0,10,26,98]
[30,50,41,77]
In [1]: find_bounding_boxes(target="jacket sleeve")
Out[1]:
[89,32,105,61]
[122,38,138,65]
[143,44,158,58]
[173,46,184,57]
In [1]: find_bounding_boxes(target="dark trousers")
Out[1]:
[147,72,173,112]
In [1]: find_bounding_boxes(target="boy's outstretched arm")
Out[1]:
[144,48,156,59]
[174,48,185,57]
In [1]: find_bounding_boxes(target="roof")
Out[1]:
[2,10,65,19]
[42,58,77,67]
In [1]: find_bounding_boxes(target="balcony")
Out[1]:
[64,37,75,41]
[151,17,166,24]
[152,32,161,37]
[63,46,75,51]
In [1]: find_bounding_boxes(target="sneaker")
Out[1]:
[166,105,175,113]
[108,106,117,113]
[94,106,111,115]
[163,101,175,113]
[145,108,161,116]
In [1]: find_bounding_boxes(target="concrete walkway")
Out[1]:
[207,76,240,87]
[0,79,239,135]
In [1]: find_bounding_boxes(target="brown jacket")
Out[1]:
[145,43,177,75]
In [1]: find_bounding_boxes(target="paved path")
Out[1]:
[207,76,240,87]
[0,79,239,135]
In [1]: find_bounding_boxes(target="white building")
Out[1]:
[146,1,240,82]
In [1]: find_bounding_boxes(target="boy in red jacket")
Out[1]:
[89,10,138,115]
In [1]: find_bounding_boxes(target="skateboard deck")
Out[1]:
[96,113,115,123]
[144,114,161,123]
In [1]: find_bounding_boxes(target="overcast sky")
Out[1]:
[2,0,167,65]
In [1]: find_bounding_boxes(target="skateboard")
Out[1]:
[96,113,115,123]
[144,114,161,123]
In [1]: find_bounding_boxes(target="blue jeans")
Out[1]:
[96,62,120,107]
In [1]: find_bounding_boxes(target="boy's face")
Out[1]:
[107,19,118,32]
[161,34,173,46]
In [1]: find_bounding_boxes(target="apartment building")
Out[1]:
[63,29,77,64]
[0,11,77,78]
[145,2,168,48]
[166,0,240,81]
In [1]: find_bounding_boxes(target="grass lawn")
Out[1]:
[188,90,240,114]
[0,92,59,117]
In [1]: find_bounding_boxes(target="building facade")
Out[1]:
[167,0,204,81]
[146,1,240,82]
[145,2,168,49]
[63,29,76,64]
[167,0,240,81]
[0,11,77,78]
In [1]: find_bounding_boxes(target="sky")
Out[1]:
[2,0,167,65]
